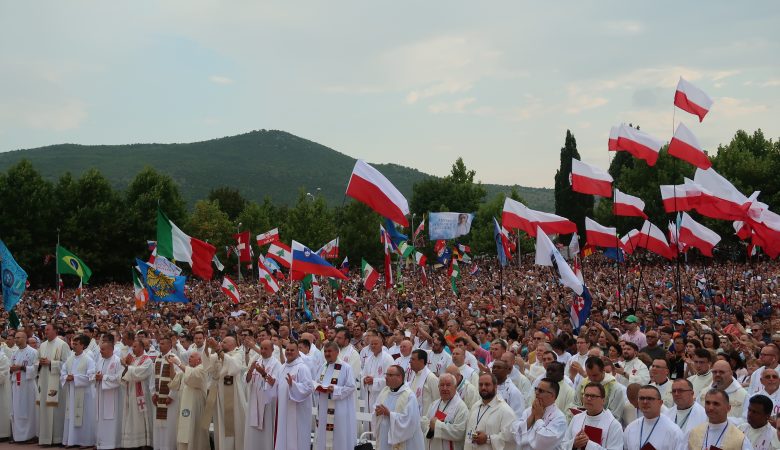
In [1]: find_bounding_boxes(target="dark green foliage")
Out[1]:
[554,131,594,243]
[208,186,248,221]
[410,157,487,215]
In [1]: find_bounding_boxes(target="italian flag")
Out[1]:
[361,258,379,291]
[133,267,148,309]
[221,276,240,304]
[449,259,461,295]
[157,209,217,280]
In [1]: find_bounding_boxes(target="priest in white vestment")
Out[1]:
[624,385,684,450]
[408,349,441,417]
[94,342,123,450]
[313,341,357,450]
[562,382,623,450]
[373,364,425,450]
[335,329,362,384]
[394,339,413,376]
[663,378,707,435]
[204,336,247,450]
[10,331,38,442]
[698,360,748,423]
[493,359,526,419]
[452,347,479,387]
[0,349,11,439]
[463,372,517,450]
[243,339,282,450]
[120,340,154,448]
[170,351,211,450]
[422,373,468,450]
[153,336,182,450]
[738,394,780,450]
[516,377,567,450]
[687,348,713,398]
[427,336,453,376]
[446,365,479,408]
[614,342,650,387]
[61,335,96,447]
[362,335,394,413]
[36,324,71,445]
[272,341,314,450]
[688,389,752,450]
[742,368,780,418]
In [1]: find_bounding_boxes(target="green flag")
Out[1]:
[56,245,92,283]
[449,259,460,295]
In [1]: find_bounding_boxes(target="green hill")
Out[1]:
[0,129,554,211]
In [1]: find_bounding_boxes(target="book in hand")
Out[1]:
[583,425,602,445]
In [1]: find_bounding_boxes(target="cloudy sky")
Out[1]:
[1,1,777,187]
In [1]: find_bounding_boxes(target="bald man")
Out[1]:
[446,365,479,408]
[699,360,748,423]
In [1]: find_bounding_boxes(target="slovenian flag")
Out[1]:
[291,241,348,280]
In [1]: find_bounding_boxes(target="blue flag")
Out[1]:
[383,218,408,246]
[492,217,508,267]
[0,240,28,311]
[436,247,452,265]
[604,247,625,262]
[136,259,189,303]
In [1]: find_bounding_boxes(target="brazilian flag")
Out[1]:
[56,245,92,283]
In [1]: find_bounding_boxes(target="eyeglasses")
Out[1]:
[583,393,603,399]
[671,389,692,394]
[638,396,660,402]
[534,387,553,395]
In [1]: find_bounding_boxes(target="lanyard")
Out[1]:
[704,424,728,450]
[676,407,694,428]
[475,404,491,428]
[640,418,659,448]
[438,398,452,414]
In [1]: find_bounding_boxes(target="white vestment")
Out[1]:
[698,378,748,423]
[623,415,685,450]
[422,394,469,450]
[650,378,674,408]
[516,403,567,450]
[37,337,70,444]
[663,402,707,435]
[459,363,479,388]
[361,350,394,413]
[11,346,38,441]
[373,385,425,450]
[457,378,480,409]
[209,349,248,450]
[408,367,440,416]
[338,344,361,384]
[171,360,211,450]
[395,354,412,376]
[61,352,96,446]
[94,355,123,450]
[737,422,780,450]
[615,357,650,387]
[274,357,314,450]
[0,351,11,438]
[498,379,526,419]
[244,356,282,450]
[687,371,712,398]
[121,353,154,448]
[463,396,517,450]
[428,350,453,376]
[562,409,623,450]
[313,360,357,450]
[743,389,780,419]
[153,351,182,450]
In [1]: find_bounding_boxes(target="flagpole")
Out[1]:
[611,187,623,316]
[236,223,243,283]
[56,229,60,300]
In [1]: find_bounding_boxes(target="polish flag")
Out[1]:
[502,198,576,237]
[638,221,675,259]
[585,217,618,248]
[346,160,410,226]
[668,122,711,169]
[608,125,620,151]
[612,189,648,219]
[733,221,751,240]
[660,184,696,212]
[675,77,713,122]
[615,124,664,166]
[693,168,751,221]
[620,229,641,255]
[679,212,721,257]
[571,159,613,198]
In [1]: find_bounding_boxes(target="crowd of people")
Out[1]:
[0,253,779,450]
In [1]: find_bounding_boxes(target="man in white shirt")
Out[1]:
[699,360,748,422]
[624,385,684,450]
[361,335,394,413]
[516,377,567,449]
[563,382,623,450]
[687,348,714,398]
[738,394,780,450]
[373,365,425,450]
[615,341,650,386]
[422,373,468,450]
[649,358,674,407]
[463,373,516,450]
[428,334,452,377]
[408,349,440,417]
[492,359,525,419]
[748,343,779,395]
[664,378,707,435]
[688,389,751,450]
[744,367,780,418]
[394,339,413,376]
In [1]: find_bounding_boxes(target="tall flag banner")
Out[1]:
[493,217,509,267]
[233,231,252,262]
[613,123,664,166]
[132,267,149,309]
[570,286,593,332]
[571,158,613,197]
[675,77,713,122]
[212,254,225,272]
[316,237,340,259]
[397,242,415,259]
[0,240,28,311]
[428,212,475,240]
[267,241,292,268]
[585,217,619,248]
[608,125,620,151]
[500,223,516,255]
[380,225,395,289]
[157,209,216,280]
[534,227,584,296]
[328,277,344,300]
[692,168,752,221]
[502,198,576,236]
[346,159,410,226]
[136,258,189,303]
[56,245,92,283]
[413,217,426,241]
[612,189,648,219]
[339,257,349,275]
[414,252,427,267]
[569,232,581,256]
[290,241,348,280]
[384,218,408,246]
[257,259,280,293]
[668,122,712,169]
[448,259,461,294]
[637,221,676,259]
[660,184,696,213]
[679,212,721,257]
[361,259,379,291]
[620,229,641,255]
[221,276,240,304]
[256,228,280,246]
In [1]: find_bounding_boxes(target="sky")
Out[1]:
[1,1,778,188]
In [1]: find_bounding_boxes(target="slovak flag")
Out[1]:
[291,241,348,280]
[346,160,410,226]
[613,189,648,219]
[615,124,664,166]
[585,217,618,248]
[675,77,713,122]
[668,122,711,169]
[570,286,593,332]
[571,158,613,197]
[679,212,721,257]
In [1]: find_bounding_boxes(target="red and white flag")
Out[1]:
[221,276,240,304]
[502,198,576,237]
[361,259,379,291]
[413,217,425,241]
[660,184,696,213]
[380,225,393,289]
[675,77,713,122]
[615,124,664,166]
[612,189,648,219]
[257,261,280,294]
[585,217,618,248]
[692,167,751,221]
[414,251,427,267]
[733,221,751,240]
[346,160,410,226]
[638,221,675,259]
[233,231,252,262]
[316,237,339,259]
[267,242,292,268]
[679,212,721,257]
[608,125,620,151]
[571,159,613,198]
[344,296,358,305]
[256,228,280,246]
[668,122,711,169]
[620,229,641,255]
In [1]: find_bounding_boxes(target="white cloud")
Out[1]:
[427,97,476,114]
[713,97,770,118]
[564,85,608,114]
[603,20,644,35]
[0,98,88,132]
[209,75,234,85]
[761,79,780,87]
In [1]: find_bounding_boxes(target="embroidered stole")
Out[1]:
[154,355,174,420]
[315,363,342,450]
[133,355,151,412]
[39,341,63,406]
[689,423,745,450]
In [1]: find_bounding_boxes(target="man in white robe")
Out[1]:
[170,351,211,450]
[687,347,713,398]
[748,344,779,395]
[335,329,361,385]
[648,358,674,408]
[516,377,567,450]
[698,360,748,423]
[738,394,780,450]
[422,373,468,450]
[313,341,357,450]
[446,365,479,409]
[0,349,11,440]
[243,339,282,449]
[742,367,780,418]
[10,330,38,442]
[624,385,684,450]
[614,342,650,387]
[394,339,413,376]
[688,389,751,450]
[61,334,96,447]
[120,339,154,448]
[153,335,181,450]
[271,341,314,450]
[493,359,526,419]
[463,372,516,450]
[562,382,623,450]
[373,364,425,450]
[428,335,453,377]
[408,349,440,417]
[205,336,247,450]
[663,378,707,435]
[94,341,123,450]
[362,335,394,414]
[452,347,479,387]
[36,324,71,446]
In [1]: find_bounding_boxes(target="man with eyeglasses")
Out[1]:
[699,360,748,422]
[373,365,425,450]
[515,377,566,449]
[687,347,713,398]
[563,383,623,450]
[624,385,683,450]
[575,357,625,421]
[663,378,707,435]
[749,344,780,396]
[688,389,751,450]
[640,330,666,362]
[463,373,516,450]
[492,359,526,419]
[649,358,674,408]
[743,367,780,419]
[737,394,780,450]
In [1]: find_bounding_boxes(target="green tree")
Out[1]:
[336,202,384,266]
[208,186,248,221]
[186,200,233,251]
[284,190,336,250]
[469,188,533,256]
[125,167,187,252]
[554,130,593,243]
[410,157,486,216]
[711,129,780,210]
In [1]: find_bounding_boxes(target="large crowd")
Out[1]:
[1,254,779,450]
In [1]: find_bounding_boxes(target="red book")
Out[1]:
[583,425,602,445]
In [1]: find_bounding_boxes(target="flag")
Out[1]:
[501,223,516,254]
[147,240,157,252]
[585,217,618,248]
[660,184,696,213]
[136,258,189,303]
[534,227,584,295]
[493,217,509,267]
[457,243,471,254]
[221,276,240,304]
[56,245,92,283]
[572,257,583,284]
[132,267,149,309]
[734,221,751,240]
[58,277,64,301]
[603,247,625,262]
[469,264,480,276]
[449,259,461,294]
[257,260,280,293]
[212,254,225,272]
[679,212,721,257]
[256,228,280,246]
[290,241,348,280]
[74,278,83,301]
[637,221,676,259]
[157,209,216,279]
[668,122,712,169]
[569,232,581,256]
[0,240,28,311]
[434,240,447,255]
[692,168,751,221]
[570,286,593,332]
[338,257,349,275]
[380,225,395,289]
[502,198,576,237]
[608,125,620,151]
[414,251,427,267]
[316,237,339,259]
[612,189,648,219]
[346,159,410,226]
[384,218,408,246]
[620,229,641,255]
[267,242,292,268]
[397,242,415,258]
[675,77,713,122]
[582,244,595,258]
[436,247,452,265]
[344,295,358,305]
[152,255,183,277]
[571,158,613,197]
[420,266,428,285]
[614,123,664,166]
[413,217,425,241]
[361,259,379,290]
[668,221,685,253]
[233,231,252,262]
[328,277,344,300]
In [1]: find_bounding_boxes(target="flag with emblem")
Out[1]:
[221,276,240,304]
[233,231,252,262]
[361,259,379,291]
[0,240,28,311]
[267,242,292,268]
[448,259,461,294]
[56,245,92,283]
[570,286,593,332]
[257,260,280,294]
